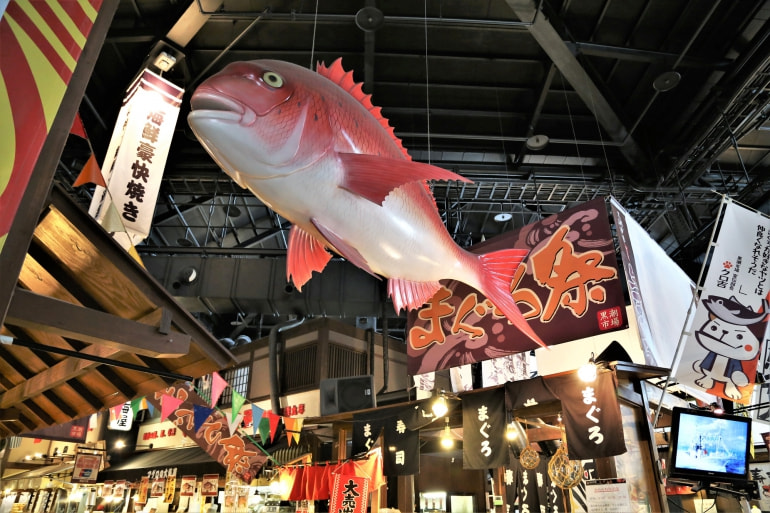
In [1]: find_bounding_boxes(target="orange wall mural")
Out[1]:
[0,0,103,253]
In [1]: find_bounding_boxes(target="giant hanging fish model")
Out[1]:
[188,59,546,348]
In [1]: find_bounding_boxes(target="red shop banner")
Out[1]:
[407,198,626,374]
[329,474,369,513]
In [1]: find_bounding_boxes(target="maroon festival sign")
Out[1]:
[146,382,267,482]
[407,198,626,374]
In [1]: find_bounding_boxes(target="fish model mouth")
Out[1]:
[189,90,257,125]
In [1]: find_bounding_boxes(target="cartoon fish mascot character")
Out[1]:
[692,295,768,400]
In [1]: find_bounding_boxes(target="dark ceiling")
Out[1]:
[55,0,770,341]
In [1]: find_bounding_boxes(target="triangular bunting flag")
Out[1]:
[258,416,271,443]
[73,154,106,188]
[193,404,215,433]
[231,390,247,423]
[70,112,88,139]
[130,397,147,420]
[111,403,124,421]
[210,372,228,407]
[101,202,126,233]
[226,412,243,437]
[266,411,281,441]
[128,245,145,267]
[251,404,264,436]
[283,417,303,446]
[284,417,296,446]
[160,394,184,421]
[291,418,303,446]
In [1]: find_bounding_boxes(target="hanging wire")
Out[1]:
[585,75,617,198]
[424,0,431,164]
[494,85,514,226]
[560,73,588,202]
[309,0,320,69]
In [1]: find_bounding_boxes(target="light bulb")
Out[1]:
[441,425,454,449]
[578,362,597,382]
[432,395,448,417]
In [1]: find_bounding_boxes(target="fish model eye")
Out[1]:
[262,71,284,88]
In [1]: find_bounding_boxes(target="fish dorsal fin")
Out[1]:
[317,58,411,160]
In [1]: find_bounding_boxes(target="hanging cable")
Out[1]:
[309,0,320,69]
[424,0,431,164]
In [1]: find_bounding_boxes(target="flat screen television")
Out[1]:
[667,406,752,484]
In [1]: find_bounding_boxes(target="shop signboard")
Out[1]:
[180,476,196,497]
[146,382,268,482]
[201,475,219,496]
[137,477,150,504]
[328,474,368,513]
[164,475,176,503]
[70,452,101,484]
[87,69,183,248]
[408,198,626,374]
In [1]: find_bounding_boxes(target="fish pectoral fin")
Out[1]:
[287,225,333,291]
[387,279,443,313]
[310,218,381,280]
[338,153,472,205]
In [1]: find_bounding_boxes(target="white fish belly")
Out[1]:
[236,159,481,286]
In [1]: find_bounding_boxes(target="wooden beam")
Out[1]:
[0,407,21,421]
[6,288,190,357]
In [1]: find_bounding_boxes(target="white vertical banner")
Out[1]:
[610,198,696,368]
[675,198,770,404]
[89,69,183,248]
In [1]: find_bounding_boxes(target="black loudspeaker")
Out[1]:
[320,375,376,416]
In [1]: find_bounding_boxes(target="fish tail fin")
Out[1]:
[478,249,548,349]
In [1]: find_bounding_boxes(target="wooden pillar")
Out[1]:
[397,474,415,513]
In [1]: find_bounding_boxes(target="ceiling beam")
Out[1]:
[6,288,191,358]
[505,0,650,175]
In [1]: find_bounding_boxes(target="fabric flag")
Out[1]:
[504,376,557,410]
[329,473,369,513]
[334,448,386,490]
[407,197,626,374]
[226,412,243,437]
[283,417,304,446]
[258,416,271,443]
[193,404,215,432]
[110,403,124,422]
[283,466,305,500]
[73,154,106,188]
[130,397,147,420]
[210,372,228,407]
[303,464,331,501]
[504,451,559,513]
[251,404,264,436]
[88,69,184,249]
[352,418,385,455]
[231,390,246,423]
[544,371,626,459]
[160,394,183,421]
[265,411,282,441]
[382,414,420,476]
[674,199,770,404]
[100,202,126,233]
[610,198,695,368]
[145,383,268,483]
[462,387,508,469]
[70,112,88,139]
